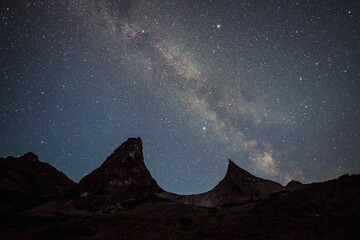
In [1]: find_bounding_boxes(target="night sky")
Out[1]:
[1,0,359,194]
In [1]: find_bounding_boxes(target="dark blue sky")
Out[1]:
[1,0,359,194]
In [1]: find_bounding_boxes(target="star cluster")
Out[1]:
[1,0,359,194]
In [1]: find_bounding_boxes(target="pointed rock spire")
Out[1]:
[76,137,162,211]
[224,159,252,181]
[158,160,285,207]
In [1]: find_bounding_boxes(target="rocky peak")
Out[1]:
[285,180,304,190]
[223,159,253,181]
[4,152,39,167]
[102,137,143,167]
[23,152,38,159]
[76,137,162,211]
[157,160,285,207]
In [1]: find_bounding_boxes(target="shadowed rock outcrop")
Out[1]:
[285,180,304,190]
[0,152,75,212]
[157,159,285,207]
[75,137,162,211]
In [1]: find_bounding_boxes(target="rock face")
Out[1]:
[158,160,285,207]
[0,152,75,212]
[76,138,162,211]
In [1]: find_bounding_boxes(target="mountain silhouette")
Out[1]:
[1,137,359,239]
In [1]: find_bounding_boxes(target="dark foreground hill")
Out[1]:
[0,138,359,239]
[0,152,75,212]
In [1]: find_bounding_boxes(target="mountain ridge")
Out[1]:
[1,137,359,239]
[0,137,353,211]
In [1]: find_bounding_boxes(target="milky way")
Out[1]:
[1,0,359,194]
[83,0,295,181]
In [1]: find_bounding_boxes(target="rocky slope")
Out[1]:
[157,160,284,207]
